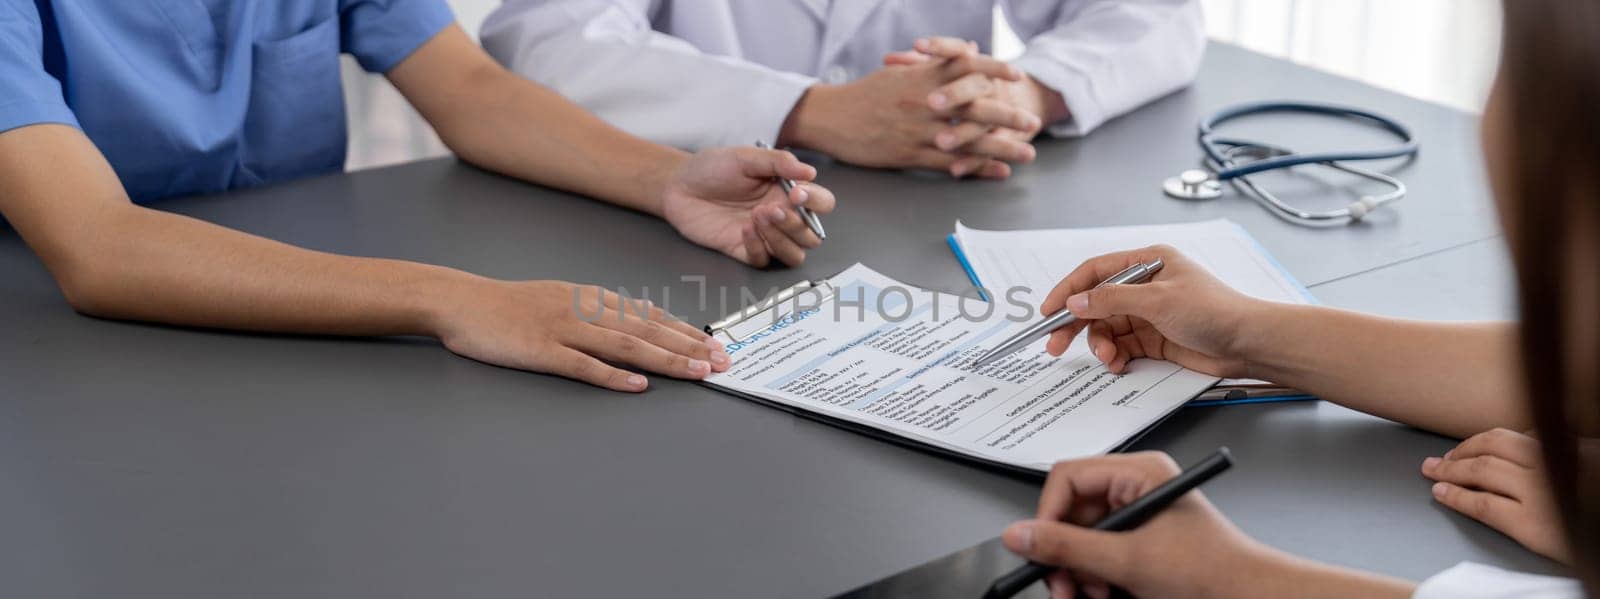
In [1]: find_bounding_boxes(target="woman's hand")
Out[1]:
[1422,428,1571,563]
[1001,452,1278,599]
[661,147,836,267]
[1005,452,1417,599]
[1040,245,1265,378]
[433,278,730,392]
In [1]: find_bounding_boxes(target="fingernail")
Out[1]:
[627,374,647,389]
[929,93,947,109]
[1067,293,1088,312]
[710,351,730,368]
[915,38,930,50]
[770,207,788,223]
[1443,449,1454,459]
[1422,457,1441,472]
[1006,523,1035,553]
[937,132,955,149]
[794,187,810,204]
[688,359,711,376]
[1095,344,1111,362]
[704,336,725,351]
[1432,482,1448,499]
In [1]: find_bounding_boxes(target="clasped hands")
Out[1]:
[782,36,1067,179]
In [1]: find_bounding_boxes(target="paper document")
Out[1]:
[953,219,1315,307]
[704,264,1218,472]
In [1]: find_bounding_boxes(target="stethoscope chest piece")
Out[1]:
[1163,169,1223,201]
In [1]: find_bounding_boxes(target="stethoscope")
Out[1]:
[1162,101,1420,226]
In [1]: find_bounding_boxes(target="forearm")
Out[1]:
[391,26,686,217]
[1227,548,1414,599]
[59,206,470,337]
[0,125,473,339]
[1240,303,1526,437]
[423,63,684,216]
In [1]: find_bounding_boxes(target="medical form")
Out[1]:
[703,264,1218,472]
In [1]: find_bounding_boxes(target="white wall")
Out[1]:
[345,0,1504,170]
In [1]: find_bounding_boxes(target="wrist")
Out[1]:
[640,147,691,219]
[414,265,491,340]
[779,84,842,152]
[1022,75,1070,125]
[1228,298,1291,381]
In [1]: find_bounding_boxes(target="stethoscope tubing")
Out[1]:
[1199,101,1419,181]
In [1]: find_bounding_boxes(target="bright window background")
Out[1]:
[346,0,1503,170]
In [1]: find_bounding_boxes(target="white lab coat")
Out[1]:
[481,0,1205,150]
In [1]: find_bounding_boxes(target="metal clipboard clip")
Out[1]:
[703,279,837,345]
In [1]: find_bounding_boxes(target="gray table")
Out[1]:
[0,44,1557,598]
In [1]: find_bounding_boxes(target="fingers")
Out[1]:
[1430,480,1523,534]
[597,291,716,349]
[761,199,821,249]
[572,326,714,381]
[755,206,811,266]
[547,347,649,392]
[882,50,931,66]
[960,130,1037,164]
[935,121,994,153]
[1422,454,1536,499]
[941,52,1024,82]
[928,73,995,114]
[1445,428,1543,468]
[591,310,730,373]
[793,181,836,215]
[1040,245,1185,317]
[961,98,1044,134]
[739,147,817,182]
[907,147,962,172]
[739,225,771,268]
[1037,452,1176,521]
[913,36,981,59]
[946,155,998,179]
[1003,520,1132,582]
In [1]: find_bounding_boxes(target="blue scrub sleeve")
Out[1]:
[338,0,456,74]
[0,1,78,133]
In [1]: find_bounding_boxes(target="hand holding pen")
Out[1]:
[987,449,1241,599]
[1034,245,1263,378]
[755,140,826,240]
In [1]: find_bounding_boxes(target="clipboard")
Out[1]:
[699,270,1179,481]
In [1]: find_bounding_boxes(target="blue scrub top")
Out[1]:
[0,0,455,202]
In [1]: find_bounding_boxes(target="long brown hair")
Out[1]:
[1499,0,1600,591]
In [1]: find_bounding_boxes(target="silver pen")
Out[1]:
[972,259,1165,368]
[754,140,826,240]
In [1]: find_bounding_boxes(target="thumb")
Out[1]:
[1067,283,1163,320]
[1003,520,1134,583]
[741,148,816,182]
[883,50,931,66]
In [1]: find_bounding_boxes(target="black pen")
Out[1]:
[754,140,826,239]
[983,447,1235,599]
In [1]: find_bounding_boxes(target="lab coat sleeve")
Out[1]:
[1413,562,1583,599]
[480,0,817,150]
[1002,0,1205,136]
